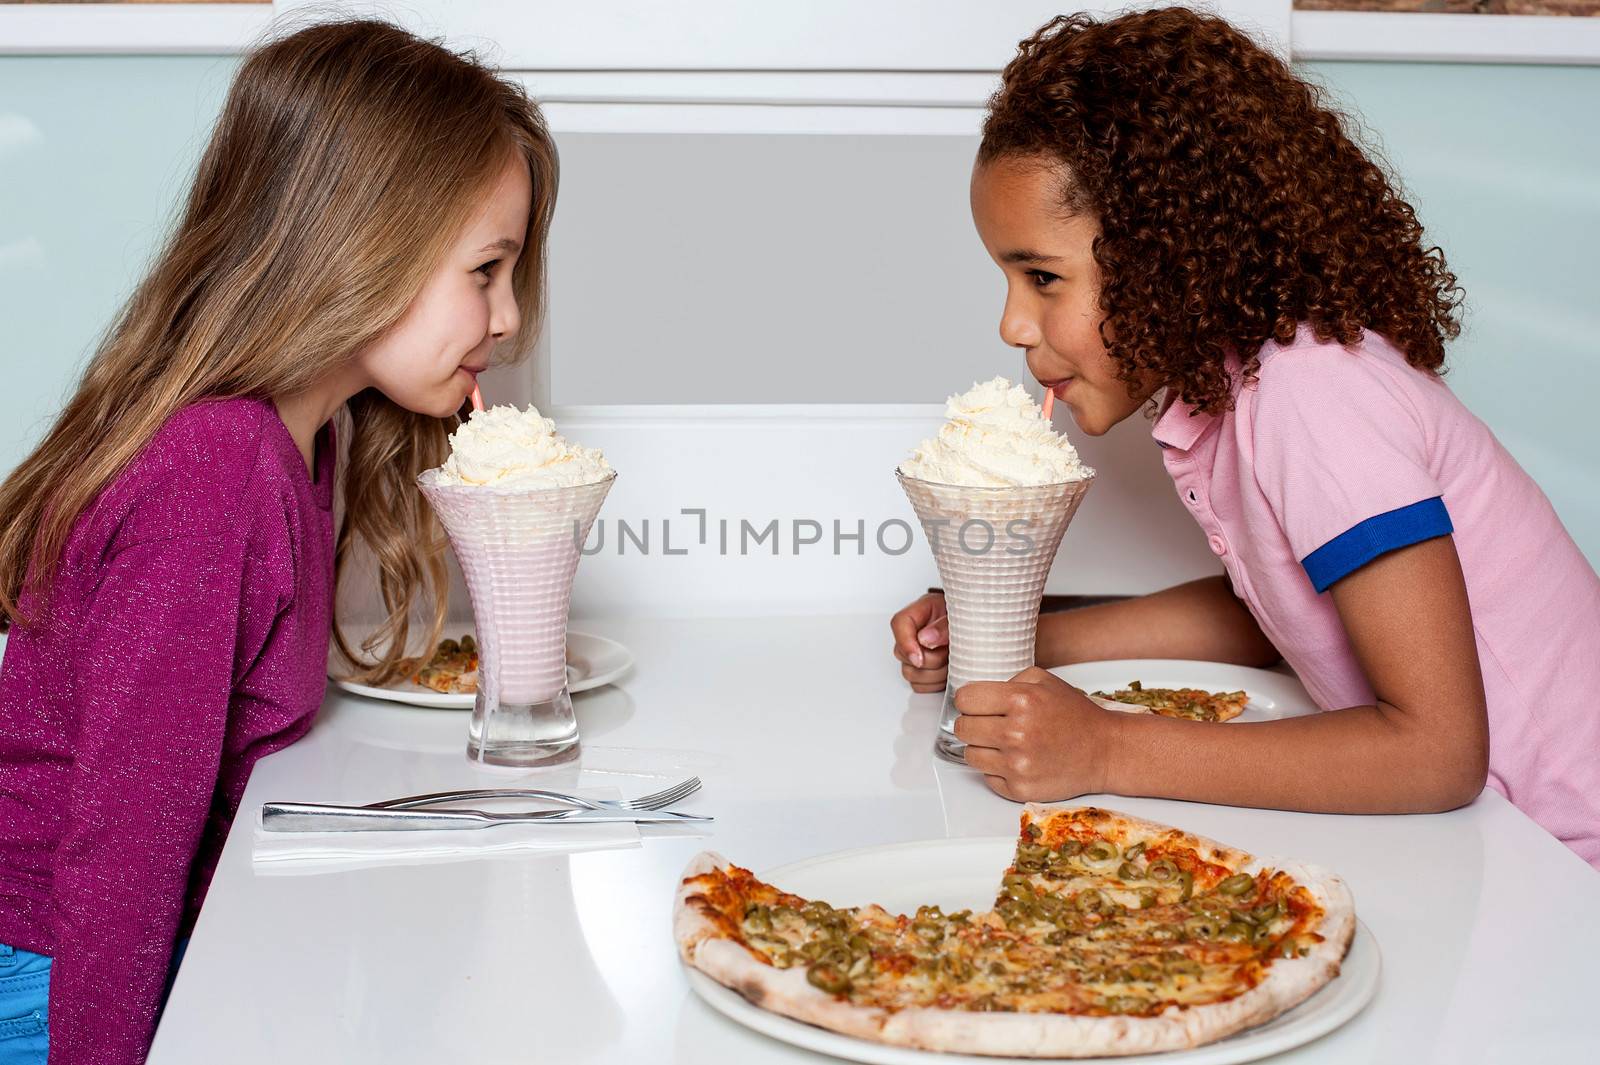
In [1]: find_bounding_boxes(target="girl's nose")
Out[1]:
[999,295,1042,350]
[488,286,520,343]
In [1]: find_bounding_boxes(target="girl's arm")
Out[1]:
[48,531,252,1064]
[955,535,1491,814]
[1035,576,1281,668]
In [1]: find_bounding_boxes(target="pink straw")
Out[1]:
[1041,387,1055,422]
[470,383,485,412]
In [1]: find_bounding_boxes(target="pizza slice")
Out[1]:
[410,634,479,694]
[675,805,1354,1058]
[1089,680,1249,722]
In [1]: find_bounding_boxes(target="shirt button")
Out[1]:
[1208,534,1228,556]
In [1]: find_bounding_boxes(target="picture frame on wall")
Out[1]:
[1291,0,1600,61]
[1,0,1597,63]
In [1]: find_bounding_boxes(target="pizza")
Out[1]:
[1089,681,1249,723]
[674,805,1354,1058]
[410,634,478,694]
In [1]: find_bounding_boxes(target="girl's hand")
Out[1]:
[891,592,949,692]
[953,667,1114,801]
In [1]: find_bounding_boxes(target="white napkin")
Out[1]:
[251,786,641,875]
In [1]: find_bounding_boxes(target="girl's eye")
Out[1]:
[1027,270,1060,288]
[474,259,500,282]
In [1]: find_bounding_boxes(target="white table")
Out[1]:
[148,615,1600,1065]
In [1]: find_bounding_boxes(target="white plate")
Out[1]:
[330,630,632,709]
[687,836,1378,1065]
[1048,660,1317,722]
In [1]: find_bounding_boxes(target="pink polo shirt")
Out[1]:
[1153,326,1600,867]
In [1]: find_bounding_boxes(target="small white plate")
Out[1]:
[687,836,1378,1064]
[331,630,632,709]
[1048,660,1318,722]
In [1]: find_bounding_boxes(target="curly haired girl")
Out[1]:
[0,20,557,1063]
[891,7,1600,865]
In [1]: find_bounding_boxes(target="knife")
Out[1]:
[260,801,713,833]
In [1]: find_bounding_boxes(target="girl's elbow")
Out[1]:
[1426,742,1489,813]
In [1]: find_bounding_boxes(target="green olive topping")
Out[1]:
[997,900,1030,926]
[1054,911,1087,933]
[1015,843,1049,873]
[1117,862,1142,881]
[941,955,974,981]
[1074,888,1108,913]
[1217,873,1255,896]
[1102,994,1149,1015]
[1137,888,1159,909]
[438,638,460,655]
[848,934,871,955]
[1125,961,1161,982]
[1194,896,1232,918]
[806,963,851,994]
[1083,840,1118,865]
[458,634,476,653]
[1147,858,1179,883]
[1184,916,1222,940]
[1252,900,1282,923]
[1219,921,1254,943]
[819,945,852,969]
[1178,870,1195,902]
[1057,839,1084,857]
[912,920,943,942]
[743,904,773,933]
[1005,879,1035,902]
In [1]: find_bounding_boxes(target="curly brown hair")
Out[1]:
[979,7,1463,413]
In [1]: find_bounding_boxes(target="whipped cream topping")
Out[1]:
[900,376,1092,488]
[433,404,613,489]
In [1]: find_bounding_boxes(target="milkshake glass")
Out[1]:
[898,470,1093,763]
[419,470,615,766]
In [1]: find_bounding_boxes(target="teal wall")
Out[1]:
[0,55,238,465]
[1301,60,1600,564]
[0,55,1595,561]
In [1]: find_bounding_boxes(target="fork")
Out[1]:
[364,776,700,814]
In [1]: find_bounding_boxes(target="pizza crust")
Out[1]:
[676,810,1358,1058]
[674,851,894,1041]
[1022,804,1258,872]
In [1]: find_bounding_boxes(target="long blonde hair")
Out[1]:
[0,20,559,684]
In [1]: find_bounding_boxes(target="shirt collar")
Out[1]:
[1151,389,1215,452]
[1149,351,1243,453]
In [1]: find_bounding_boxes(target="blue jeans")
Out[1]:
[0,938,188,1064]
[0,943,48,1065]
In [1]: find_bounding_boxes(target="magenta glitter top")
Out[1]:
[0,395,335,1062]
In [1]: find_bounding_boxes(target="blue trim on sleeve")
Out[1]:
[1301,497,1453,593]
